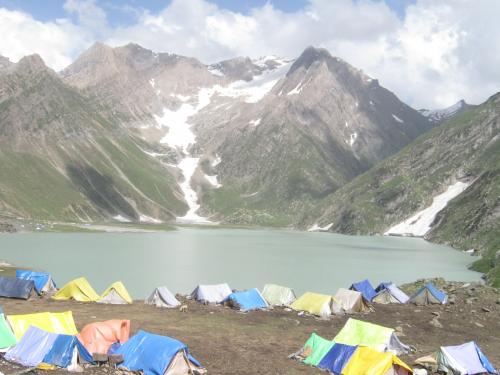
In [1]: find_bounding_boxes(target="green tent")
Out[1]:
[302,332,335,366]
[0,313,17,349]
[333,318,409,355]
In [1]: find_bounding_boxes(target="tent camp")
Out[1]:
[225,288,268,311]
[333,319,410,355]
[115,330,206,375]
[7,311,78,340]
[191,283,232,304]
[373,283,409,304]
[332,288,370,313]
[0,313,17,349]
[98,281,132,304]
[5,326,58,367]
[290,292,333,317]
[317,343,358,374]
[52,277,100,302]
[43,332,94,370]
[0,277,35,300]
[341,346,413,375]
[437,342,497,375]
[350,279,377,302]
[409,283,447,305]
[145,287,180,308]
[15,270,57,295]
[261,284,296,306]
[78,320,130,355]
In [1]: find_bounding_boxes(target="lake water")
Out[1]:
[0,228,481,298]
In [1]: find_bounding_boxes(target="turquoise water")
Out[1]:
[0,228,481,298]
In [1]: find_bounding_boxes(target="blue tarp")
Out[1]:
[16,270,55,294]
[115,330,202,375]
[317,343,358,374]
[349,279,377,302]
[43,334,94,368]
[0,276,35,299]
[474,342,498,374]
[5,326,58,367]
[226,288,268,311]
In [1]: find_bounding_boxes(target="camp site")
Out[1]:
[0,265,497,374]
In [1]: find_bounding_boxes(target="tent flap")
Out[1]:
[261,284,296,306]
[226,288,268,311]
[52,277,100,302]
[7,311,78,340]
[0,277,35,300]
[290,292,332,317]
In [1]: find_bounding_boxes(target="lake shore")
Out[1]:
[0,279,498,374]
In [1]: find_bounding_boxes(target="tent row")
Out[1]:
[293,319,497,375]
[52,278,132,304]
[0,310,205,374]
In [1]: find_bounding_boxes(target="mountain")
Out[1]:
[419,99,475,124]
[0,54,187,222]
[62,44,432,225]
[304,93,499,286]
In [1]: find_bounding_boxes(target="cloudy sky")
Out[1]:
[0,0,498,109]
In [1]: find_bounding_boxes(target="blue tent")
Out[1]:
[5,326,58,367]
[115,330,203,375]
[16,270,56,294]
[409,282,447,304]
[0,276,35,299]
[43,334,94,368]
[226,288,268,311]
[317,343,358,374]
[349,279,377,302]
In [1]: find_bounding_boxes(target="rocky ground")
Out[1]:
[0,278,498,375]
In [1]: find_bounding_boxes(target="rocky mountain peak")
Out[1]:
[0,55,13,72]
[419,99,475,124]
[15,54,51,75]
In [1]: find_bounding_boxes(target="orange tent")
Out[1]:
[78,320,130,355]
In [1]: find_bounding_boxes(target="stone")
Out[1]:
[474,322,484,328]
[430,317,442,328]
[431,311,440,317]
[481,307,491,312]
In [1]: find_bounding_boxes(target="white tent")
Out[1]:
[373,283,409,304]
[332,288,370,314]
[190,283,232,304]
[261,284,296,306]
[145,287,180,308]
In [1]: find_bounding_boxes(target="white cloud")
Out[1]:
[0,0,498,108]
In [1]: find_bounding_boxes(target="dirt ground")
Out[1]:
[0,280,498,375]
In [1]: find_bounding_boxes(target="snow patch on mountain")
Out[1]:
[385,181,471,237]
[419,100,469,124]
[287,82,303,95]
[249,118,261,127]
[392,114,404,123]
[347,132,357,147]
[205,174,221,188]
[308,223,333,232]
[139,214,162,224]
[208,66,224,77]
[113,215,131,223]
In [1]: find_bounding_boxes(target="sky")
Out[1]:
[0,0,498,109]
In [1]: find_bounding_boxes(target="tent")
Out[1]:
[52,277,100,302]
[373,283,409,304]
[437,341,497,375]
[115,330,205,375]
[43,333,94,370]
[350,279,377,302]
[0,276,35,300]
[191,283,232,304]
[342,346,413,375]
[78,320,130,355]
[299,333,335,366]
[0,313,17,349]
[226,288,268,311]
[317,343,358,374]
[332,288,370,313]
[7,311,78,340]
[98,281,133,304]
[261,284,296,306]
[4,326,58,367]
[290,292,332,317]
[15,270,57,295]
[333,318,410,355]
[145,287,181,308]
[409,283,447,305]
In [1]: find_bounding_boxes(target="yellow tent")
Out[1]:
[52,277,100,302]
[98,281,133,304]
[290,292,332,317]
[7,311,78,340]
[342,346,413,375]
